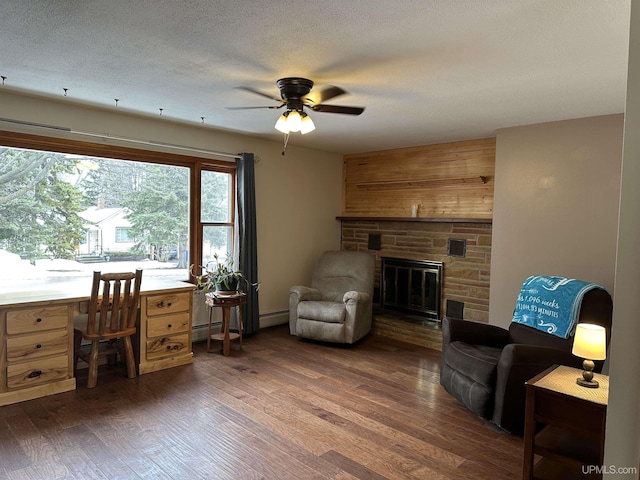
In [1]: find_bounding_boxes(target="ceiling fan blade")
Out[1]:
[235,86,283,102]
[226,105,284,110]
[302,85,346,105]
[310,104,365,115]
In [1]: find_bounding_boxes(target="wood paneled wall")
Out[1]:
[342,138,496,219]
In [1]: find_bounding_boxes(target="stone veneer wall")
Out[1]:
[341,220,492,323]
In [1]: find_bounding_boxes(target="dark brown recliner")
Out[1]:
[440,288,612,434]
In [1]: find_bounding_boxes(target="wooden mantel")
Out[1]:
[337,216,492,224]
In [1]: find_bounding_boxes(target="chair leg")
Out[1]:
[87,340,100,389]
[122,336,137,379]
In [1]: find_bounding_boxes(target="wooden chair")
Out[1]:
[73,270,142,388]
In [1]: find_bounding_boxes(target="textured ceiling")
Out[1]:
[0,0,631,154]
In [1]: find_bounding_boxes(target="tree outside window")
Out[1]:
[0,144,234,289]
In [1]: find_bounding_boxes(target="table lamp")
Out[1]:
[571,323,607,388]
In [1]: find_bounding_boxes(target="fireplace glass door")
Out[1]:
[381,257,443,320]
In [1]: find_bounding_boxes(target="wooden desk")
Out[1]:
[523,364,608,480]
[0,278,195,406]
[205,292,245,356]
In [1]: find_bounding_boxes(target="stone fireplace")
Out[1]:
[340,219,492,323]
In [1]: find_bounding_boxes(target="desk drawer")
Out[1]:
[6,355,69,390]
[147,312,190,337]
[6,329,68,363]
[146,293,190,317]
[7,305,68,335]
[146,333,190,360]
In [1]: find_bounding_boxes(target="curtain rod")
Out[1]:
[0,117,242,160]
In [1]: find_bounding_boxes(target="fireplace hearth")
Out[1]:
[381,257,443,320]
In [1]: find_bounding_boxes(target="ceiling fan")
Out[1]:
[229,77,365,136]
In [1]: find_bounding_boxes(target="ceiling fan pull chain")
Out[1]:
[281,132,290,156]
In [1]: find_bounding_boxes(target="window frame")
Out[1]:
[0,129,237,283]
[115,227,135,243]
[199,167,236,270]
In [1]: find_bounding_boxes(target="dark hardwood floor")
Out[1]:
[0,324,523,479]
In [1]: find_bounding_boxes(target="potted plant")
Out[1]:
[191,253,259,295]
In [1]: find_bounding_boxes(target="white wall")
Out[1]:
[489,114,623,328]
[0,90,343,328]
[604,0,640,475]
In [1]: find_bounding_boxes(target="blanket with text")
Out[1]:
[511,275,605,339]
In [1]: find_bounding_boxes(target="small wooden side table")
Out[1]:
[523,364,609,480]
[205,292,246,356]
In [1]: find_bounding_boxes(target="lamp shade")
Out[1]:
[274,113,290,133]
[300,114,315,134]
[572,323,606,360]
[286,110,302,132]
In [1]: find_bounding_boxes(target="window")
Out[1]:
[115,227,135,243]
[0,132,235,292]
[200,169,234,269]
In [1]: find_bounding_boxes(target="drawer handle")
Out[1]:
[167,324,172,329]
[28,370,42,378]
[36,317,43,323]
[36,344,42,349]
[167,302,172,307]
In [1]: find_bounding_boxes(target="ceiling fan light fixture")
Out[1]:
[274,112,290,133]
[286,110,302,132]
[237,78,364,138]
[300,113,315,134]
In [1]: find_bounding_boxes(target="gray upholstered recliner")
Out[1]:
[289,250,375,344]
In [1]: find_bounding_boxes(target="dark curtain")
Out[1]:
[236,153,259,335]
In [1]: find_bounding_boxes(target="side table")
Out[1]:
[205,292,246,356]
[523,364,608,480]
